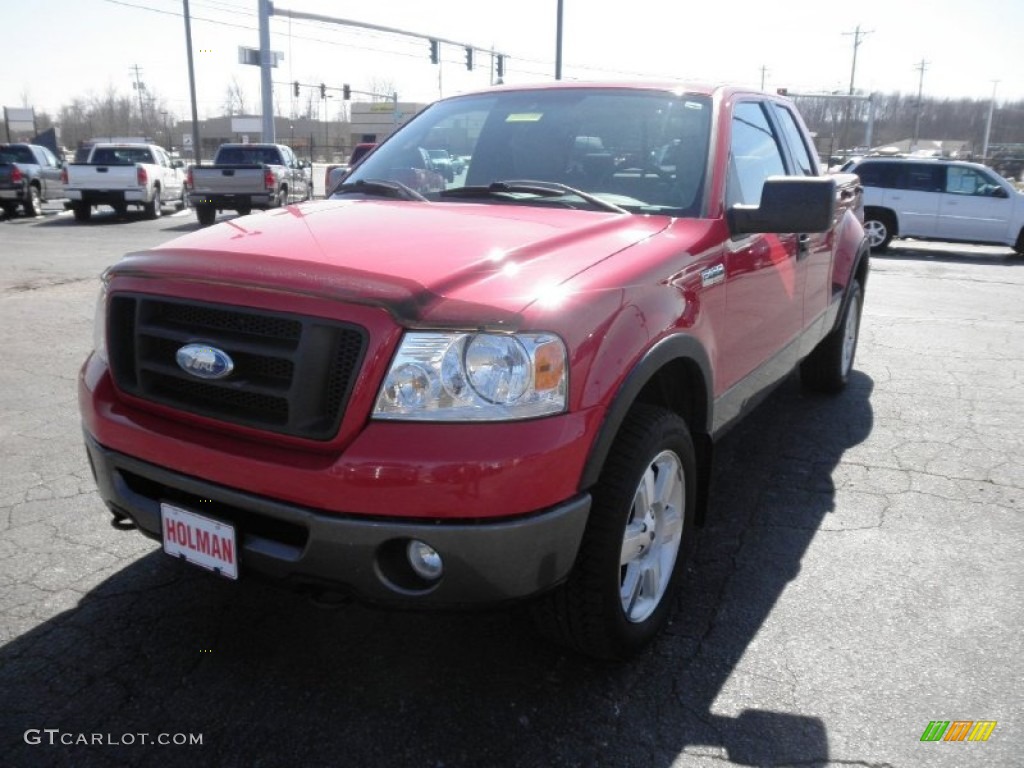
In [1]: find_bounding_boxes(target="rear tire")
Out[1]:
[72,202,91,222]
[145,187,162,219]
[863,209,894,252]
[195,204,216,227]
[801,279,863,394]
[23,184,42,217]
[1014,227,1024,257]
[1,203,15,218]
[532,404,696,660]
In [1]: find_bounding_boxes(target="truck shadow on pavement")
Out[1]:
[0,373,873,768]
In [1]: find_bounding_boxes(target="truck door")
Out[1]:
[719,100,806,392]
[769,103,833,340]
[39,146,65,199]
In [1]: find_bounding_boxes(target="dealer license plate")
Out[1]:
[161,502,238,580]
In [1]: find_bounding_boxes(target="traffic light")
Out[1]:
[496,55,505,78]
[429,39,439,64]
[293,81,300,97]
[320,83,326,99]
[343,84,351,100]
[465,46,474,71]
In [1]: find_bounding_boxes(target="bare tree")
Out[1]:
[222,77,249,116]
[365,77,397,102]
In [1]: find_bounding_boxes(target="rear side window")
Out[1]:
[854,162,900,188]
[904,164,944,192]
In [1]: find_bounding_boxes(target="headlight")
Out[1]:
[92,281,108,364]
[374,331,567,421]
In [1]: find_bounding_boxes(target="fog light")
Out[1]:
[407,540,443,581]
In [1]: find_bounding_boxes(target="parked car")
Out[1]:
[847,156,1024,253]
[0,143,65,217]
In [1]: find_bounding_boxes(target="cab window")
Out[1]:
[772,105,817,176]
[727,101,787,206]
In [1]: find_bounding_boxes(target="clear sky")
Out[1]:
[3,0,1022,124]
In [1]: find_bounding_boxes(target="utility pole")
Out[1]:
[842,25,872,95]
[981,80,999,163]
[129,64,146,129]
[759,65,769,91]
[840,25,871,152]
[182,0,202,163]
[911,59,928,153]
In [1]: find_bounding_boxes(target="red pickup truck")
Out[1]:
[79,83,868,659]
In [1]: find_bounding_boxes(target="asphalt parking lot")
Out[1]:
[0,206,1021,767]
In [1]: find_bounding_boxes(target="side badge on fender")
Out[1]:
[700,263,725,288]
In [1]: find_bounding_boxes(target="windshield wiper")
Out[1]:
[439,180,628,214]
[331,178,428,202]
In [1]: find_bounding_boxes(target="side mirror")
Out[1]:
[992,186,1009,199]
[172,160,185,169]
[727,177,836,235]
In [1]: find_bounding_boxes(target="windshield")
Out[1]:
[341,88,712,216]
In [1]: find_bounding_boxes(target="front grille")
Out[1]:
[108,295,367,440]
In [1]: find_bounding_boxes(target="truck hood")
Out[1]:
[113,199,673,327]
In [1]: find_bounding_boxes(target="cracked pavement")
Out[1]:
[0,212,1021,767]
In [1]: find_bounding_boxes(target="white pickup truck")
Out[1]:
[64,143,186,222]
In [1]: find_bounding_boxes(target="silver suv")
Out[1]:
[848,157,1024,254]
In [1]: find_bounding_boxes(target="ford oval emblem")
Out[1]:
[175,344,234,380]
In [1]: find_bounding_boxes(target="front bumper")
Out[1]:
[84,433,591,607]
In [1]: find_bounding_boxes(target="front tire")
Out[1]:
[863,209,894,252]
[532,404,696,659]
[801,279,863,393]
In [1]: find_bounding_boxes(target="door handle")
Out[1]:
[796,234,811,261]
